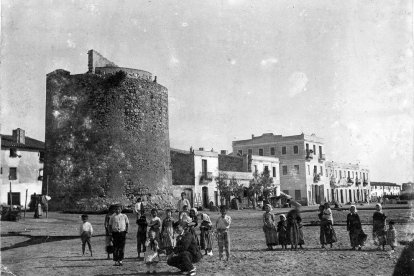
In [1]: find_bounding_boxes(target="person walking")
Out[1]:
[108,204,129,266]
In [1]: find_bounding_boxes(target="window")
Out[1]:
[282,166,288,175]
[254,165,258,172]
[202,159,207,177]
[264,166,269,174]
[237,150,243,156]
[294,165,299,174]
[259,148,264,156]
[307,165,310,175]
[339,171,342,178]
[248,149,252,155]
[38,169,43,181]
[283,190,289,195]
[272,167,276,177]
[320,166,323,176]
[282,146,286,155]
[326,169,328,176]
[335,170,337,178]
[9,168,17,180]
[293,145,298,154]
[347,171,350,178]
[313,145,316,154]
[270,147,275,155]
[313,165,317,175]
[9,148,17,158]
[352,171,354,178]
[7,192,20,205]
[319,145,323,156]
[0,167,2,174]
[295,190,301,200]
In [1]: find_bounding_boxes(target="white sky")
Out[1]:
[1,0,413,183]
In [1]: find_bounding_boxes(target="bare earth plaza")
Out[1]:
[1,1,414,276]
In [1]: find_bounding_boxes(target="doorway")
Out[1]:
[202,187,209,208]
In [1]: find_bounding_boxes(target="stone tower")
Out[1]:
[44,50,171,209]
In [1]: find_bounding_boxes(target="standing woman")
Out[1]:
[199,213,214,256]
[372,203,387,250]
[319,203,337,248]
[346,205,365,250]
[263,204,278,250]
[188,208,200,247]
[148,208,162,243]
[161,209,175,255]
[286,201,304,250]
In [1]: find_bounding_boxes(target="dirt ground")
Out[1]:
[1,205,413,276]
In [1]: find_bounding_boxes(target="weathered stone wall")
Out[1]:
[44,69,172,210]
[170,149,194,186]
[95,67,152,81]
[218,154,244,172]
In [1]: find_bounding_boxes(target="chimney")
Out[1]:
[251,134,254,139]
[220,150,228,155]
[199,147,204,151]
[12,128,25,144]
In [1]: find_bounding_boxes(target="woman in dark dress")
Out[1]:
[372,203,387,250]
[346,205,366,250]
[286,202,304,250]
[319,203,337,248]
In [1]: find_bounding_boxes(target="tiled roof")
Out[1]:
[1,135,45,151]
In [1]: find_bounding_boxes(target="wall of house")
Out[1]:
[193,152,219,208]
[170,150,194,186]
[0,149,43,205]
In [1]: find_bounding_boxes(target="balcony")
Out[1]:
[355,178,361,185]
[306,150,314,161]
[318,154,326,163]
[347,177,354,185]
[200,172,213,184]
[313,173,321,183]
[363,180,368,186]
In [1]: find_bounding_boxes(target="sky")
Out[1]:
[1,0,413,183]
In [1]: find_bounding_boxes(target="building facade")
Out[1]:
[1,128,44,206]
[326,161,370,204]
[370,182,401,198]
[232,133,326,205]
[170,148,280,208]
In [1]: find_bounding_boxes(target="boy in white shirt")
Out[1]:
[216,206,231,261]
[80,214,93,256]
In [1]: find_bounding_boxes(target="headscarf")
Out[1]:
[190,207,198,216]
[350,205,357,213]
[375,203,382,212]
[202,213,212,224]
[279,214,286,220]
[265,204,273,211]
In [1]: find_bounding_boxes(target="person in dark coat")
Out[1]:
[167,221,202,276]
[346,205,366,250]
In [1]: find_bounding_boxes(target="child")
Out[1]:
[145,229,159,274]
[148,208,162,243]
[179,205,191,227]
[104,207,115,259]
[263,204,278,250]
[200,213,214,256]
[79,214,93,256]
[387,220,397,251]
[216,205,231,261]
[161,209,175,255]
[136,214,148,258]
[277,214,288,250]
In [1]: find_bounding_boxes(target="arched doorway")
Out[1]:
[202,187,209,208]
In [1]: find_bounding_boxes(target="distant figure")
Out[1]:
[177,192,191,212]
[108,204,129,266]
[188,208,200,247]
[148,208,162,244]
[319,203,337,249]
[104,206,115,259]
[79,214,93,256]
[286,200,304,250]
[145,229,159,274]
[179,205,191,227]
[136,214,148,258]
[373,203,387,250]
[216,205,231,261]
[387,220,397,251]
[277,214,288,250]
[346,205,366,250]
[161,209,175,255]
[263,204,278,250]
[199,213,214,256]
[134,198,144,218]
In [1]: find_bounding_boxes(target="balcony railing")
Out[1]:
[306,150,314,161]
[363,180,368,186]
[355,178,361,186]
[200,172,213,184]
[347,177,354,184]
[318,154,326,162]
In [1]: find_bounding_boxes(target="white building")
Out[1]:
[370,182,401,198]
[1,128,45,207]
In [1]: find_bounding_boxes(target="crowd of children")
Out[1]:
[79,199,399,275]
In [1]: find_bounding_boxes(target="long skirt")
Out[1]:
[320,220,337,245]
[263,225,278,246]
[278,230,288,245]
[288,222,304,246]
[373,222,387,246]
[161,231,175,254]
[349,229,366,247]
[200,229,214,250]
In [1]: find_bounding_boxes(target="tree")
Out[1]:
[248,169,275,209]
[215,173,243,207]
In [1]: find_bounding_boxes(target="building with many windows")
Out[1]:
[326,161,370,204]
[1,128,45,206]
[232,133,326,205]
[370,182,401,198]
[170,147,280,208]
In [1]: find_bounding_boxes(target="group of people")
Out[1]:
[261,201,398,252]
